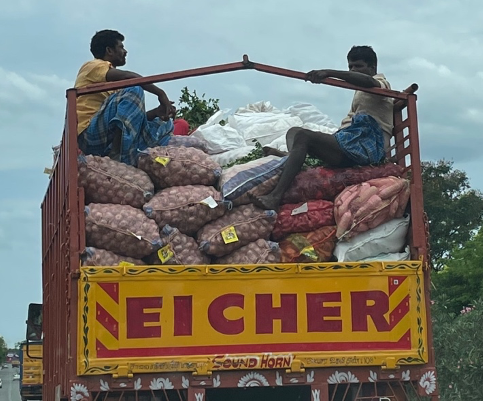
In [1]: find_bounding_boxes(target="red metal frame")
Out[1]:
[41,55,435,401]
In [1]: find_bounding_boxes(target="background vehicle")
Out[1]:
[42,56,436,400]
[0,378,3,388]
[19,337,43,401]
[13,373,20,381]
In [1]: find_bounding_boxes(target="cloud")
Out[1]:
[1,0,483,347]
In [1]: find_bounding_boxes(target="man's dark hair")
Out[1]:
[90,30,125,59]
[347,45,377,68]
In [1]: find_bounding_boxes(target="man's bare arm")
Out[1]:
[306,69,381,88]
[106,68,173,119]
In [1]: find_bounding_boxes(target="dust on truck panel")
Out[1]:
[78,260,427,376]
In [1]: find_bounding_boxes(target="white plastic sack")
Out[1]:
[359,246,411,262]
[265,135,288,152]
[333,214,410,262]
[228,113,303,146]
[235,101,280,114]
[190,109,246,155]
[284,103,339,131]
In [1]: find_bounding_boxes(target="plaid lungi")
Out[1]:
[78,86,174,165]
[334,113,385,165]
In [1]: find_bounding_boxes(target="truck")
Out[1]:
[19,340,43,401]
[41,55,437,401]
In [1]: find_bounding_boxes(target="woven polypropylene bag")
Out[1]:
[219,155,287,206]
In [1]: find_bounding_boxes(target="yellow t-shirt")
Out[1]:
[74,59,115,134]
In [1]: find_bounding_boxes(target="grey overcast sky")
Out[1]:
[1,0,482,347]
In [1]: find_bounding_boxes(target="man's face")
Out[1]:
[348,59,375,76]
[107,40,127,67]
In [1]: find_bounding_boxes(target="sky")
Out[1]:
[1,0,483,347]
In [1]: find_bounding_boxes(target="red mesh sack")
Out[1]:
[279,226,337,263]
[271,200,335,241]
[282,163,405,204]
[334,176,410,239]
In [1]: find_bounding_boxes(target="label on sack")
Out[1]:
[300,245,318,261]
[221,226,239,244]
[200,196,218,209]
[291,202,308,215]
[128,231,142,241]
[118,261,135,267]
[155,156,171,166]
[158,245,174,263]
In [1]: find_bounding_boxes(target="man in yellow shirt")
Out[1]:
[252,46,393,211]
[75,29,175,165]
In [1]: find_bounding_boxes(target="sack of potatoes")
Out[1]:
[78,154,154,208]
[85,203,162,259]
[213,239,281,265]
[143,185,226,236]
[197,203,277,257]
[81,247,145,266]
[137,145,222,189]
[145,225,211,265]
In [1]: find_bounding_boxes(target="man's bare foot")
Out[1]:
[248,192,282,211]
[262,146,289,157]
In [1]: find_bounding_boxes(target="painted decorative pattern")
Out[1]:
[208,265,292,274]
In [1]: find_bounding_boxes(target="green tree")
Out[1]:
[176,87,221,130]
[432,296,483,400]
[0,336,7,362]
[432,228,483,314]
[422,160,483,270]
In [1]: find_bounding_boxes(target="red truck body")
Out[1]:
[41,56,437,401]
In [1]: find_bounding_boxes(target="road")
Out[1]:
[0,365,21,401]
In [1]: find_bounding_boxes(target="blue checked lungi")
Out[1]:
[334,113,385,165]
[78,86,174,165]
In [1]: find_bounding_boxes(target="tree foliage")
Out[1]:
[176,87,220,130]
[432,296,483,400]
[0,336,7,362]
[432,228,483,314]
[422,160,483,270]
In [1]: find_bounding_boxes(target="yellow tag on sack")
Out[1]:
[118,261,135,267]
[157,245,174,263]
[155,156,170,166]
[221,226,239,244]
[300,246,318,261]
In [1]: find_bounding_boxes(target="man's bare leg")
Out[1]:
[108,126,122,161]
[250,127,352,210]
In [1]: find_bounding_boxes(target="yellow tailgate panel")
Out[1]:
[22,344,43,385]
[78,261,428,376]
